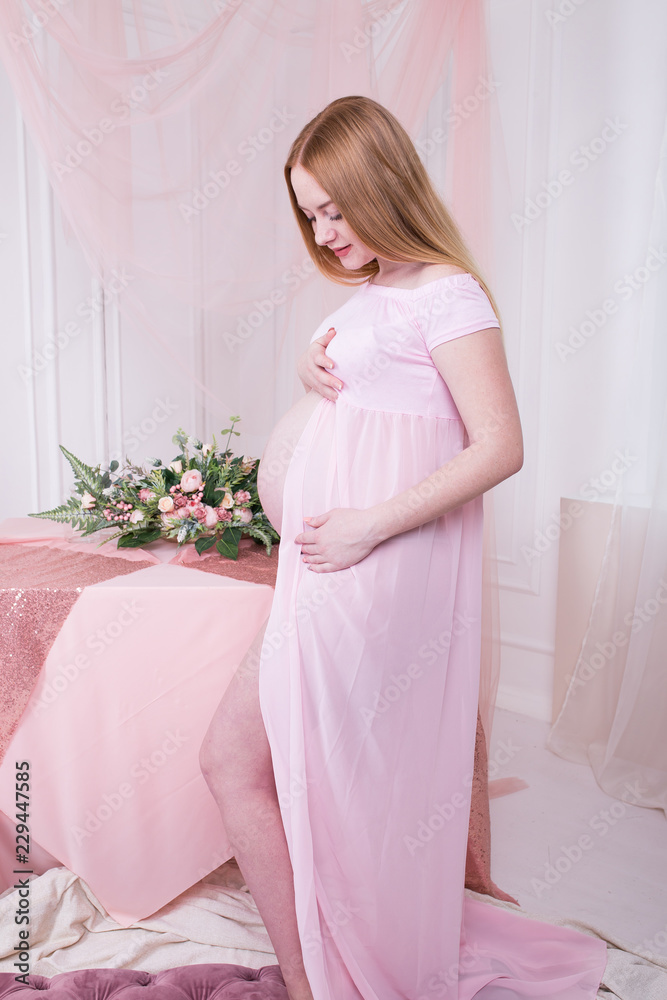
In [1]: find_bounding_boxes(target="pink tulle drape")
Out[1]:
[549,106,667,818]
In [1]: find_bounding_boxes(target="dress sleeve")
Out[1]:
[417,275,500,353]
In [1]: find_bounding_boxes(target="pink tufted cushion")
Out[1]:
[0,964,287,998]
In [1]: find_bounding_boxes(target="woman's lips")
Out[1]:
[333,244,351,257]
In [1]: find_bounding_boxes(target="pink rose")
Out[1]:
[175,507,190,520]
[158,496,174,513]
[216,508,232,522]
[238,508,253,524]
[234,490,251,504]
[190,504,207,523]
[160,513,177,528]
[180,469,203,493]
[204,505,218,528]
[174,495,187,508]
[138,489,155,502]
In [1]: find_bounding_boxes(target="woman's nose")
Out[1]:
[314,221,336,246]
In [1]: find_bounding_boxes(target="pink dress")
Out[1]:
[258,274,607,1000]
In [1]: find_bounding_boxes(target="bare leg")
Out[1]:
[199,620,314,1000]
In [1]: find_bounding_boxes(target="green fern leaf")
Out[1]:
[59,445,104,494]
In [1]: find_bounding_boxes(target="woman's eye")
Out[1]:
[305,213,342,224]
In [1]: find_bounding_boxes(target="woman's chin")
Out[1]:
[338,251,373,270]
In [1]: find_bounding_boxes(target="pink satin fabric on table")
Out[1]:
[0,520,276,923]
[0,521,160,767]
[0,521,277,769]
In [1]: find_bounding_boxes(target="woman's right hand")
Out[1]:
[297,327,343,402]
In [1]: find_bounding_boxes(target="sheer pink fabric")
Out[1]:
[549,108,667,818]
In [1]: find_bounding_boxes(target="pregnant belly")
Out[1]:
[257,390,324,534]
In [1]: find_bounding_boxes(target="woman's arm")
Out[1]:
[295,327,523,572]
[297,327,342,400]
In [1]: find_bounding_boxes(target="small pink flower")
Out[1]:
[175,507,190,520]
[193,505,208,523]
[158,496,174,513]
[138,489,155,502]
[174,495,187,508]
[238,507,253,524]
[81,492,96,509]
[129,509,145,524]
[239,456,256,474]
[180,469,203,493]
[216,508,232,522]
[234,490,251,504]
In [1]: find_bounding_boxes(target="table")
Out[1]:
[0,519,276,925]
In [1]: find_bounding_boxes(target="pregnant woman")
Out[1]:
[200,96,607,1000]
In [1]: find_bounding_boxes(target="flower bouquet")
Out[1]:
[30,417,279,560]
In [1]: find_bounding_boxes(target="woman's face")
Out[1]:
[290,164,375,270]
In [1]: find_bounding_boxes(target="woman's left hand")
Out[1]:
[295,507,381,572]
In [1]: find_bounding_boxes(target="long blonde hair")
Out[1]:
[284,95,501,331]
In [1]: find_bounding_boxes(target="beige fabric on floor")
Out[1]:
[1,866,665,999]
[0,861,275,975]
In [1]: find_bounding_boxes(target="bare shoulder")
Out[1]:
[415,262,469,286]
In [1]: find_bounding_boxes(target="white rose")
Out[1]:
[221,491,234,509]
[158,496,174,513]
[169,460,183,474]
[202,443,213,457]
[239,455,256,475]
[81,492,96,510]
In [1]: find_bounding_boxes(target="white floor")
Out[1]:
[488,709,667,962]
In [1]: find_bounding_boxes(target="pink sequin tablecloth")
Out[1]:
[0,519,276,924]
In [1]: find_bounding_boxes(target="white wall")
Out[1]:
[2,0,665,721]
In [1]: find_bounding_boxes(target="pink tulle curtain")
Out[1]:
[548,107,667,819]
[0,0,502,741]
[0,0,492,418]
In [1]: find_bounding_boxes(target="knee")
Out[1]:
[199,720,232,787]
[198,735,218,786]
